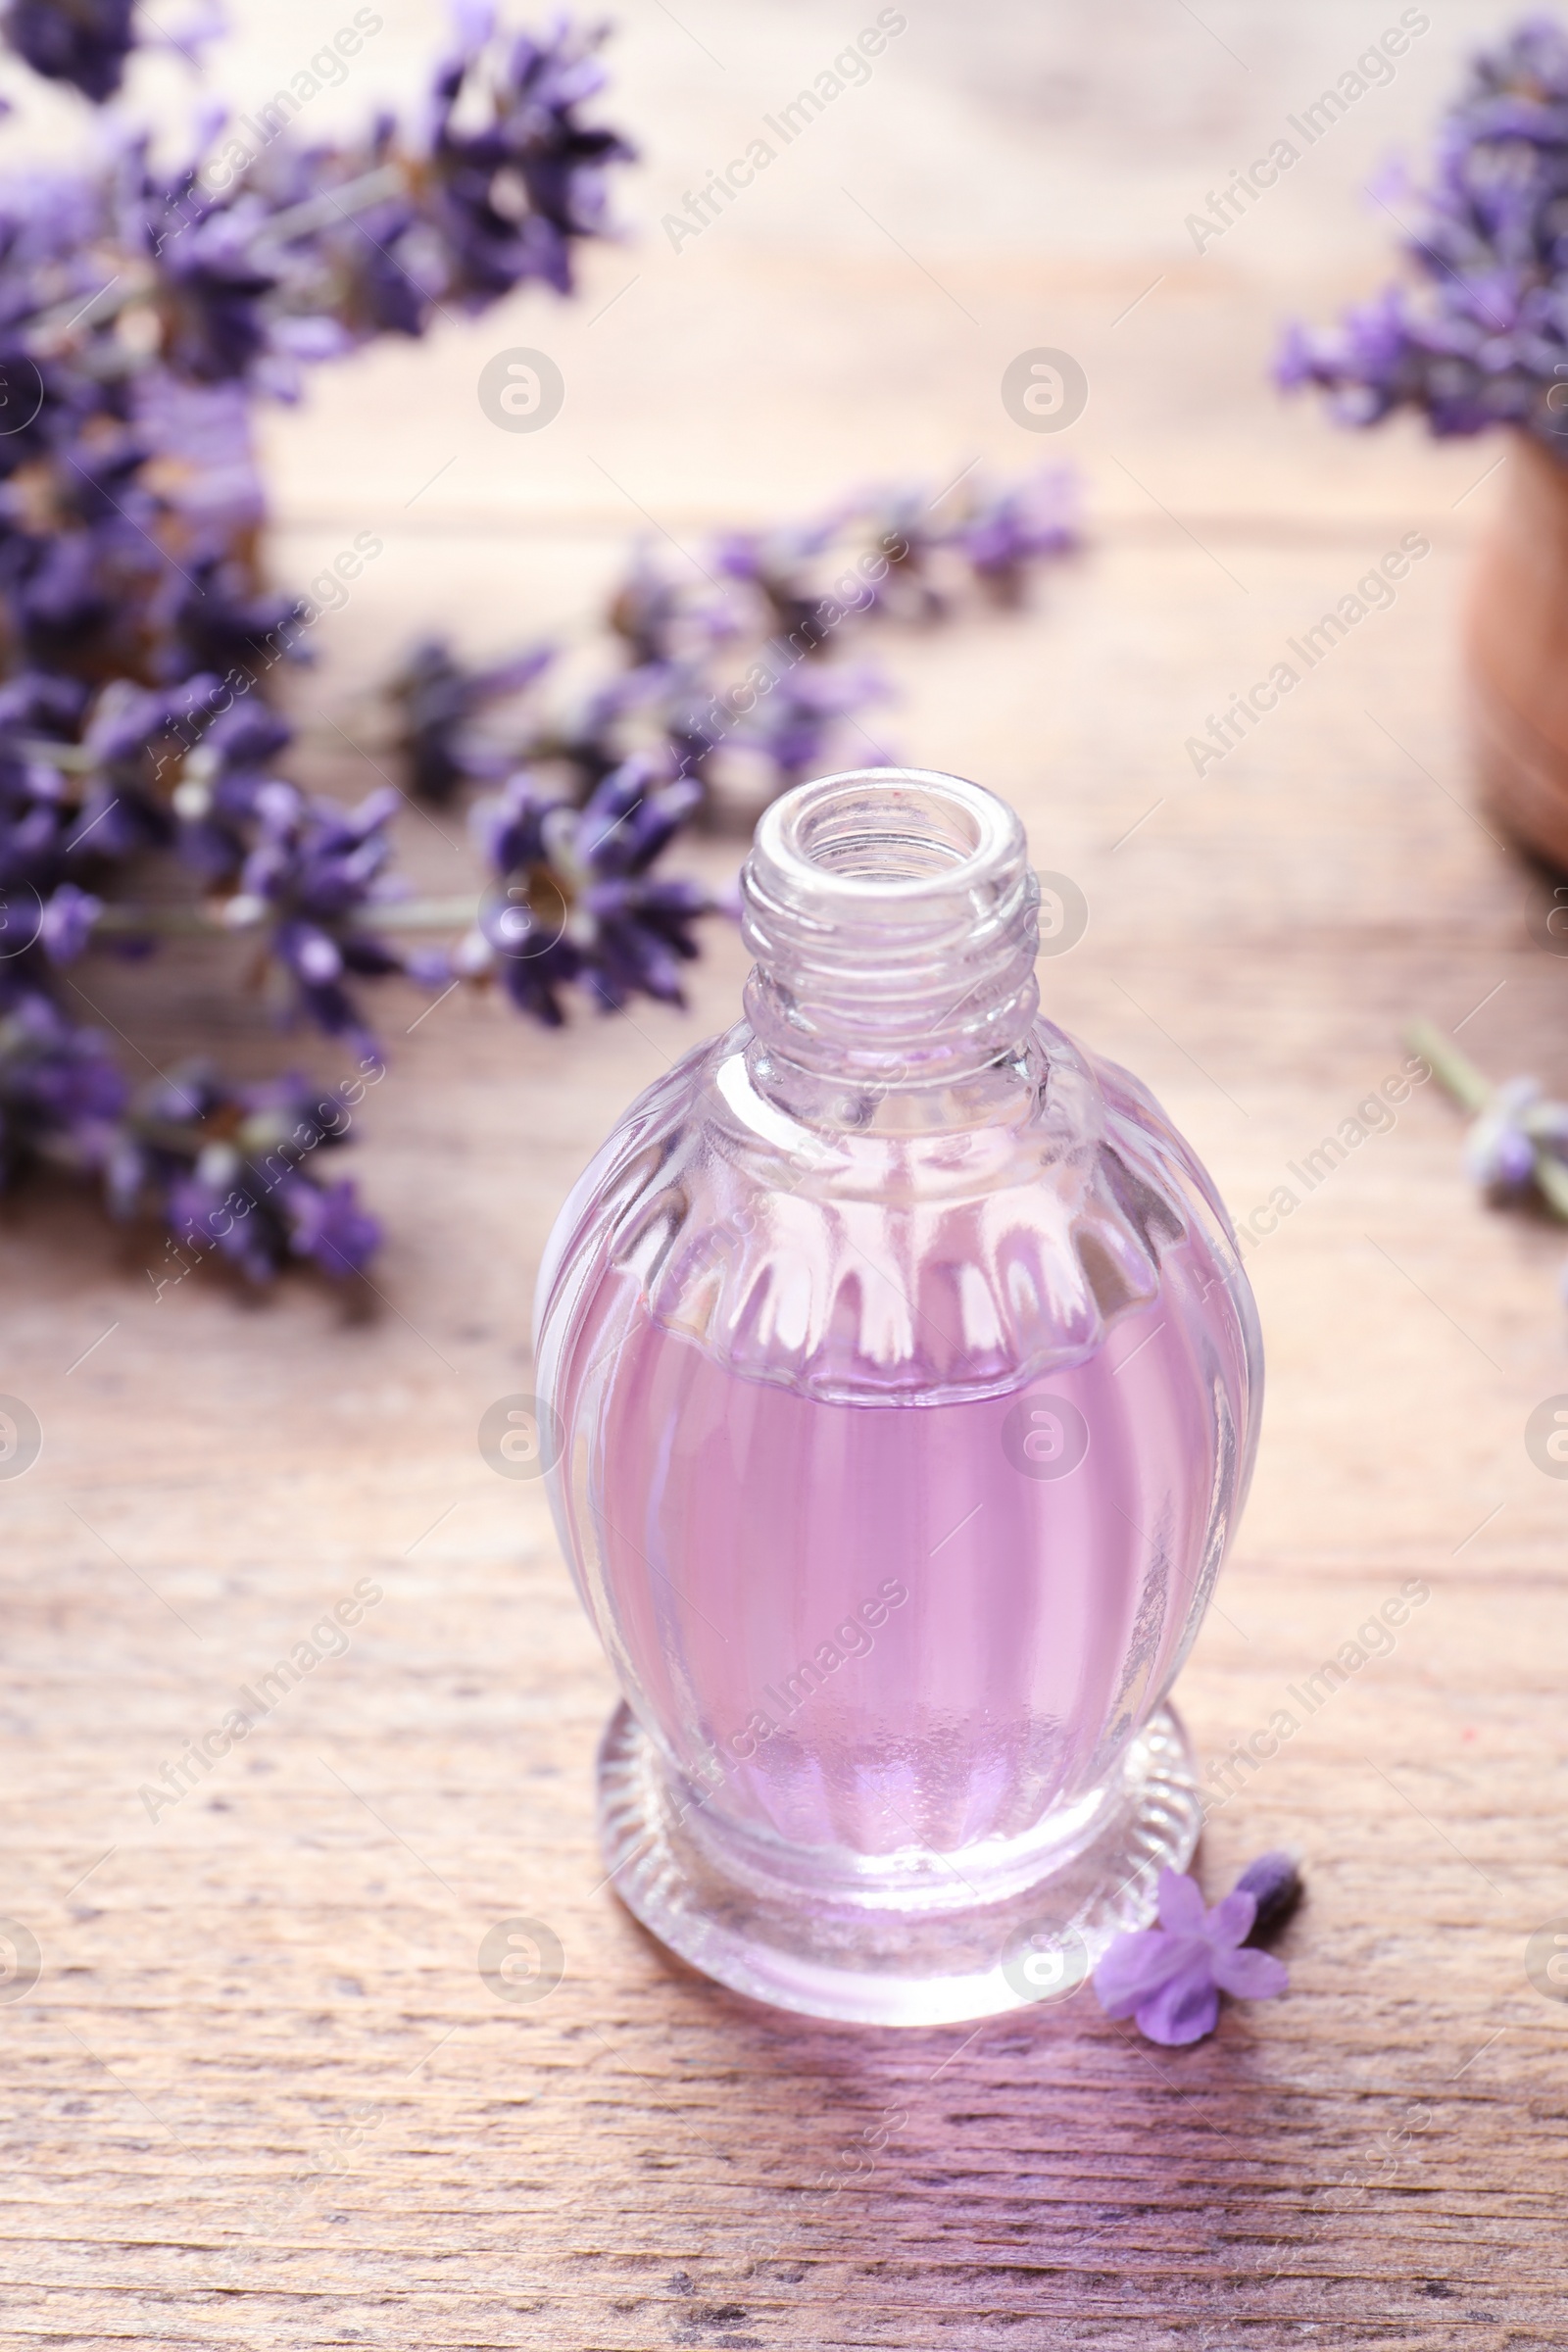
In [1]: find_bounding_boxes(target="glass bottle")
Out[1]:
[535,767,1262,2025]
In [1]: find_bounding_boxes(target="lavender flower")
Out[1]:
[0,7,641,1275]
[1278,19,1568,451]
[231,782,443,1054]
[709,512,846,652]
[1463,1072,1568,1193]
[0,985,126,1178]
[156,206,284,385]
[168,698,296,880]
[1410,1020,1568,1225]
[1465,1073,1547,1190]
[0,5,1098,1264]
[469,755,710,1024]
[1093,1862,1292,2045]
[172,554,310,682]
[385,636,553,804]
[726,659,893,792]
[953,466,1081,604]
[113,1061,381,1282]
[424,9,637,305]
[38,880,102,962]
[4,0,135,103]
[610,545,742,667]
[381,461,1079,873]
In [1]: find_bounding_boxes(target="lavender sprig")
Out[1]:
[1278,18,1568,452]
[0,11,1089,1276]
[392,463,1081,822]
[0,5,637,1274]
[1406,1015,1568,1218]
[385,638,554,805]
[224,781,448,1058]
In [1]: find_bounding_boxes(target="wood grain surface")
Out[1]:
[4,2,1567,2344]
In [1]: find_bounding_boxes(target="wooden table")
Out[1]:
[6,2,1566,2342]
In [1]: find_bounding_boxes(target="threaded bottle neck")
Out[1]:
[740,768,1040,1097]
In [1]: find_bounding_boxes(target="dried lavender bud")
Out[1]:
[1233,1849,1303,1941]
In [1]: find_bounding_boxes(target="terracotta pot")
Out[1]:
[1468,432,1568,872]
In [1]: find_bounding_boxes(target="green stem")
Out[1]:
[1403,1017,1492,1117]
[93,895,479,939]
[26,164,410,350]
[360,897,479,930]
[15,739,97,773]
[94,906,213,937]
[1535,1157,1568,1223]
[251,164,406,249]
[1407,1015,1568,1224]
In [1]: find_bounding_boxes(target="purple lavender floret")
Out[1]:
[386,636,554,804]
[4,0,135,103]
[38,880,102,962]
[0,991,378,1283]
[71,674,226,862]
[156,207,282,385]
[728,659,893,791]
[0,674,223,939]
[235,781,436,1054]
[172,555,309,678]
[1093,1862,1292,2046]
[425,8,637,304]
[113,1059,382,1281]
[953,466,1081,603]
[0,985,126,1177]
[1462,1072,1568,1196]
[610,546,743,667]
[1279,18,1568,450]
[708,513,846,654]
[471,754,710,1024]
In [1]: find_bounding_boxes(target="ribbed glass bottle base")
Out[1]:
[595,1701,1201,2026]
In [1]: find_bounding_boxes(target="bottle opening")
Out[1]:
[758,768,1014,895]
[784,772,989,885]
[741,768,1041,1094]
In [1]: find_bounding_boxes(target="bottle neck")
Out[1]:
[739,767,1041,1125]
